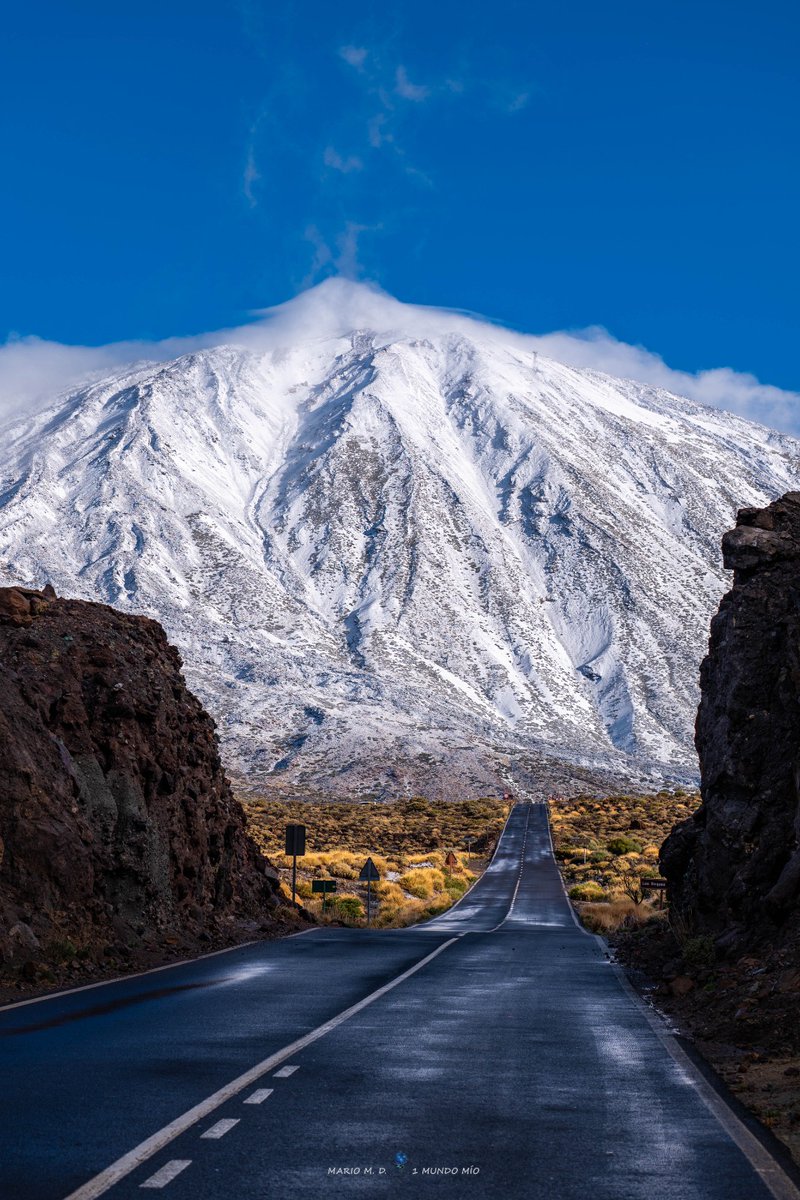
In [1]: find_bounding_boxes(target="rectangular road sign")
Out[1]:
[311,880,337,893]
[285,824,306,856]
[640,878,667,890]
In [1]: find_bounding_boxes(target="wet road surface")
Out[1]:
[2,804,796,1200]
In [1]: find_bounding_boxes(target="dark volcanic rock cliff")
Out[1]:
[0,586,295,982]
[661,493,800,950]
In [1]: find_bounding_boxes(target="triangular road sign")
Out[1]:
[359,857,380,881]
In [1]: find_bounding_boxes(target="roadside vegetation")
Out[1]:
[241,795,510,927]
[547,791,699,933]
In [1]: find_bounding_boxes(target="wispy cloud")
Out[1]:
[335,222,373,278]
[507,90,530,113]
[242,144,261,205]
[530,323,800,436]
[367,112,392,149]
[2,281,799,439]
[336,47,448,183]
[394,65,430,102]
[301,226,378,285]
[339,44,368,70]
[302,225,333,287]
[238,15,535,284]
[323,145,363,174]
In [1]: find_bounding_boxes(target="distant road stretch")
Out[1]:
[2,803,798,1200]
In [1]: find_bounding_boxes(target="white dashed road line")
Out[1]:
[139,1161,192,1190]
[243,1089,273,1105]
[200,1120,239,1140]
[62,936,459,1200]
[272,1065,299,1078]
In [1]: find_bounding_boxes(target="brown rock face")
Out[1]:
[0,586,292,972]
[661,493,800,950]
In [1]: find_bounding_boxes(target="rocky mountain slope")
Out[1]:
[662,493,800,950]
[1,283,798,796]
[0,586,294,988]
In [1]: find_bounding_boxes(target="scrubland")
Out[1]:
[548,790,698,932]
[241,795,510,926]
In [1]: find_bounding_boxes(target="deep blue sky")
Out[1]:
[1,0,798,389]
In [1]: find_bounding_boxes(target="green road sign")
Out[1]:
[312,878,337,912]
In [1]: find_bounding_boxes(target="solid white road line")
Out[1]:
[200,1120,239,1140]
[243,1088,273,1105]
[487,802,532,933]
[139,1160,192,1189]
[504,803,531,916]
[606,951,800,1200]
[272,1065,299,1078]
[542,801,594,938]
[401,799,520,935]
[62,936,460,1200]
[0,928,319,1016]
[0,942,259,1014]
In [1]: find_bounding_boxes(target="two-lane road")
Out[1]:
[2,805,797,1199]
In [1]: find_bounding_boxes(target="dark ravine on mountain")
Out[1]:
[0,586,301,997]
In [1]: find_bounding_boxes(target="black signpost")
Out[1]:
[311,878,337,913]
[285,824,306,907]
[464,836,475,863]
[359,857,380,927]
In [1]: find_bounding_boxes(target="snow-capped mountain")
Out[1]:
[1,282,797,797]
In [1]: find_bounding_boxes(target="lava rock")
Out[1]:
[661,493,800,949]
[0,586,293,972]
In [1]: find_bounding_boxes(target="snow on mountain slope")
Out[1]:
[0,282,797,797]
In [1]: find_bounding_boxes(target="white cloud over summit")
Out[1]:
[1,278,798,439]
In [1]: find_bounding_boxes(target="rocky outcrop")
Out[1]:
[0,586,297,984]
[661,493,800,951]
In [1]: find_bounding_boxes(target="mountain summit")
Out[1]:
[1,284,797,796]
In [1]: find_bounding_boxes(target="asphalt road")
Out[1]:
[2,803,797,1200]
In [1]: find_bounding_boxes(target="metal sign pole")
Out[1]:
[359,857,380,927]
[285,824,306,908]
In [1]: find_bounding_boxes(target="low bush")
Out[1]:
[577,900,654,934]
[682,934,715,969]
[399,869,444,900]
[444,875,468,897]
[569,881,607,902]
[333,896,364,923]
[45,938,78,962]
[607,836,642,856]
